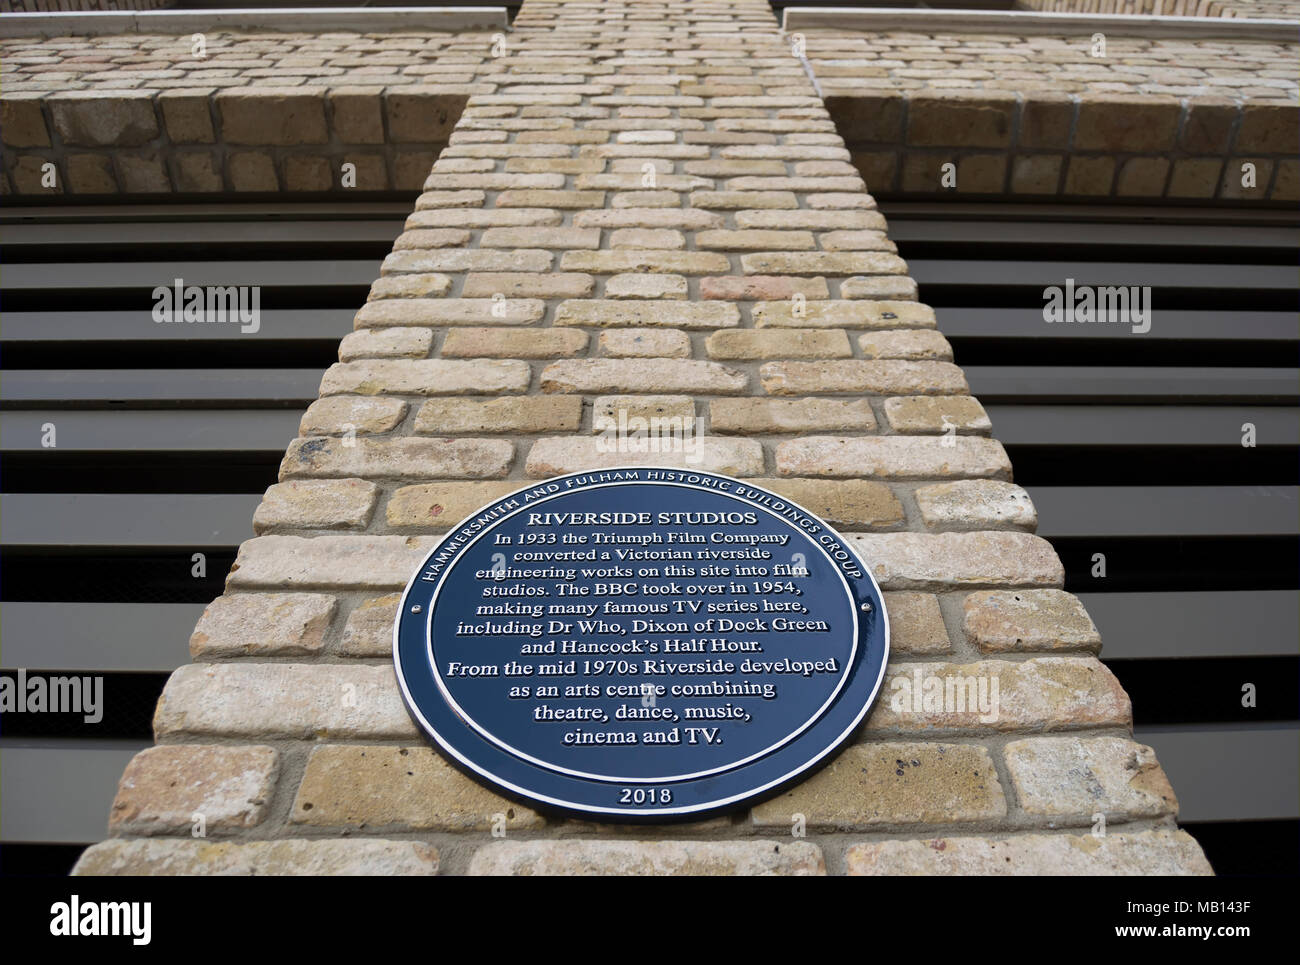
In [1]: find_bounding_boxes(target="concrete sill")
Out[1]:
[0,6,509,39]
[782,7,1300,44]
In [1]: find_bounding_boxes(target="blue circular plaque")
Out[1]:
[394,468,889,820]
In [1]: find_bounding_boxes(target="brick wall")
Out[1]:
[0,30,492,194]
[810,29,1297,201]
[67,0,1214,876]
[3,6,1294,201]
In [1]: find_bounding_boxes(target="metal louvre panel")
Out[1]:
[0,208,400,854]
[0,208,382,851]
[0,199,1295,862]
[883,201,1300,856]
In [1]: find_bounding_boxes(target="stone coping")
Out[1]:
[783,7,1300,43]
[0,5,509,39]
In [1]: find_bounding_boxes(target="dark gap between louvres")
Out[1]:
[1055,535,1299,592]
[0,843,90,878]
[0,240,398,265]
[0,669,165,740]
[893,240,1299,268]
[1108,656,1300,725]
[2,339,342,370]
[0,548,236,603]
[947,336,1298,368]
[0,453,284,493]
[1181,819,1300,877]
[1004,445,1299,487]
[0,286,371,313]
[915,285,1298,312]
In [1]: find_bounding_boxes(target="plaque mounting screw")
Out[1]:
[860,602,873,613]
[411,605,422,614]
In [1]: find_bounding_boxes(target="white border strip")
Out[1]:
[783,7,1300,44]
[0,6,508,39]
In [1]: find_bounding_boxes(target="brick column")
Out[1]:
[75,0,1211,876]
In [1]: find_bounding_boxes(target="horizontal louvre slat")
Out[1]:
[1029,486,1299,537]
[2,261,382,290]
[1004,447,1296,488]
[988,405,1298,444]
[965,366,1298,403]
[1,602,202,672]
[0,201,413,224]
[1133,725,1300,822]
[939,308,1298,341]
[873,200,1300,227]
[0,744,151,843]
[0,411,301,450]
[887,219,1299,249]
[909,260,1295,290]
[1,494,260,547]
[1082,590,1299,659]
[0,310,354,343]
[1,369,324,406]
[1,220,404,248]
